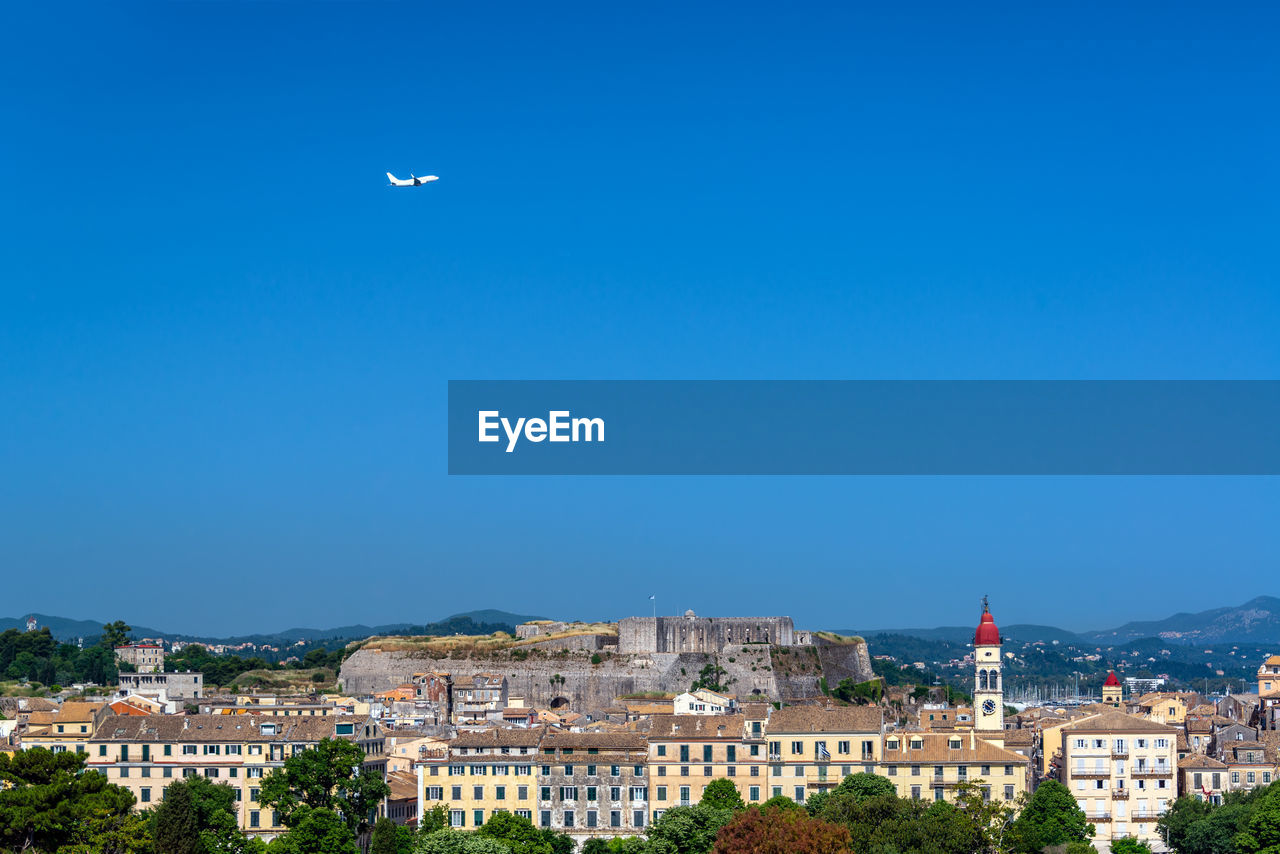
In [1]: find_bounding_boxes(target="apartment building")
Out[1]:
[536,731,651,841]
[454,674,508,725]
[86,714,385,838]
[880,730,1030,805]
[764,705,883,803]
[647,714,761,812]
[416,727,542,829]
[19,702,110,754]
[1053,712,1178,844]
[115,643,164,673]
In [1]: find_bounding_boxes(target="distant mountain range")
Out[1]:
[846,596,1280,647]
[0,609,545,645]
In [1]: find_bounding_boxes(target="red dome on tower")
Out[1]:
[974,604,1001,646]
[1104,670,1121,687]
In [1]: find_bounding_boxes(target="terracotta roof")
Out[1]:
[767,705,883,734]
[1001,730,1034,747]
[542,731,647,750]
[451,727,546,749]
[648,715,745,739]
[387,770,418,801]
[1104,671,1121,687]
[974,606,1001,646]
[1179,754,1227,770]
[1057,712,1178,735]
[742,703,770,721]
[883,732,1030,765]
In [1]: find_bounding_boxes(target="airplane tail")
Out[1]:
[386,172,399,183]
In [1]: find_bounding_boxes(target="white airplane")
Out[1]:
[386,172,438,187]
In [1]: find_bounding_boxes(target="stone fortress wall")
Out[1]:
[617,611,800,654]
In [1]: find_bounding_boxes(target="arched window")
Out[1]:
[979,669,988,690]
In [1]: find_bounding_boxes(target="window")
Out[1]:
[1004,785,1015,801]
[705,766,712,776]
[587,810,598,828]
[727,746,736,762]
[587,765,596,776]
[795,786,805,803]
[1005,765,1014,775]
[453,786,463,800]
[611,786,621,800]
[121,768,130,778]
[250,812,260,828]
[561,786,578,801]
[635,765,644,777]
[750,786,760,801]
[611,811,621,828]
[657,745,666,757]
[791,741,803,755]
[657,786,667,801]
[703,745,713,762]
[540,811,551,828]
[680,745,689,762]
[586,786,597,801]
[631,786,647,802]
[473,810,484,827]
[911,765,920,777]
[911,785,921,800]
[541,787,551,801]
[99,745,107,756]
[473,786,484,799]
[517,786,528,800]
[680,785,691,804]
[182,745,198,755]
[838,740,851,754]
[633,810,645,828]
[681,766,689,777]
[141,788,151,803]
[563,810,574,828]
[612,765,621,776]
[516,810,531,820]
[564,765,573,776]
[452,811,465,828]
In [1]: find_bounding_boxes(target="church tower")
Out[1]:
[973,597,1005,742]
[1102,670,1123,707]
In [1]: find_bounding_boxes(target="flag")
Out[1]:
[649,595,655,600]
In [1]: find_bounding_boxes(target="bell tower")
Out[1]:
[1102,670,1123,707]
[973,596,1005,742]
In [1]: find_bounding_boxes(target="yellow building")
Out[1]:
[417,727,543,829]
[87,714,385,838]
[1134,693,1188,726]
[764,705,884,804]
[1052,712,1178,844]
[19,702,109,755]
[880,730,1030,804]
[647,714,761,811]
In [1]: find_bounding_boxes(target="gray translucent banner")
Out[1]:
[447,381,1280,475]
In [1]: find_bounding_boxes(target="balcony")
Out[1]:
[1112,751,1129,760]
[1112,789,1130,799]
[1086,813,1112,823]
[1131,768,1170,778]
[1071,770,1110,779]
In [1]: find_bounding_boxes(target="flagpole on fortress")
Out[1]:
[650,594,655,620]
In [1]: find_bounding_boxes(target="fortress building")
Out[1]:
[618,611,797,654]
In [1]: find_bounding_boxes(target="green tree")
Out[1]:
[101,620,133,649]
[476,811,552,854]
[418,805,450,835]
[1006,780,1093,853]
[647,803,736,854]
[371,818,401,854]
[1235,781,1280,853]
[151,775,250,854]
[258,737,390,842]
[712,803,851,854]
[701,778,746,812]
[413,830,512,854]
[59,813,156,854]
[0,748,136,853]
[269,806,361,854]
[1109,838,1152,854]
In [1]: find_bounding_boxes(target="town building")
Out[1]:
[1258,655,1280,731]
[647,714,759,811]
[764,705,884,802]
[1052,712,1178,844]
[117,671,204,700]
[880,730,1030,804]
[416,727,542,829]
[536,730,651,842]
[673,688,736,716]
[87,714,386,838]
[18,701,111,754]
[115,643,165,673]
[454,674,508,725]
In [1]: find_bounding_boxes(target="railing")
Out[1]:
[1112,789,1130,799]
[1086,813,1112,822]
[1112,751,1129,759]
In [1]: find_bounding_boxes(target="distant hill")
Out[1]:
[0,610,546,645]
[838,623,1084,646]
[842,596,1280,647]
[1080,596,1280,645]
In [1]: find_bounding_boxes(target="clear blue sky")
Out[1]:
[2,2,1277,636]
